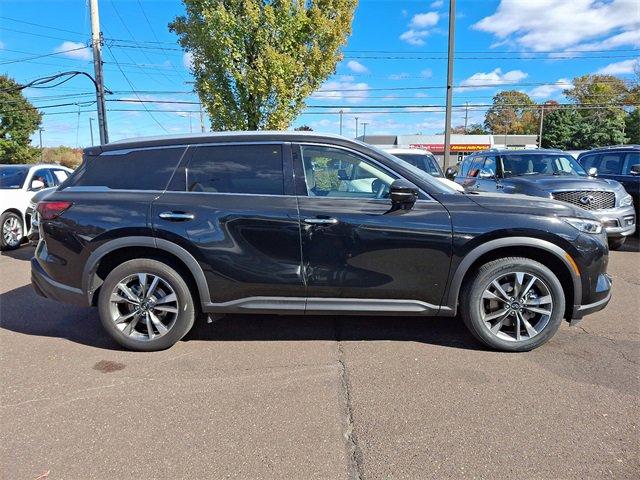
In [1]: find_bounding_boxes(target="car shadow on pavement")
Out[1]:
[1,245,35,262]
[0,284,484,351]
[618,235,640,252]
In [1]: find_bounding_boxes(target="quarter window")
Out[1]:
[187,144,284,195]
[300,146,396,199]
[467,156,485,178]
[599,153,623,174]
[52,169,70,184]
[622,152,640,175]
[480,156,497,176]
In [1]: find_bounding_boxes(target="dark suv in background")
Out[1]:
[450,149,636,250]
[32,133,611,352]
[577,145,639,227]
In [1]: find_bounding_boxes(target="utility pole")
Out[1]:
[355,117,359,138]
[89,0,109,144]
[362,122,369,141]
[199,103,205,132]
[39,128,44,161]
[89,117,95,146]
[464,101,469,133]
[538,104,544,148]
[339,109,343,135]
[443,0,456,168]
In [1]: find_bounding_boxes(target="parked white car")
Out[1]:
[383,148,465,192]
[0,164,73,250]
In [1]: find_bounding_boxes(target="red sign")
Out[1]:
[409,143,490,153]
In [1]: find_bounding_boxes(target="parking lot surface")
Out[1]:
[1,240,639,479]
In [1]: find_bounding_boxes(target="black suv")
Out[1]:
[31,133,612,352]
[450,149,636,250]
[577,145,640,225]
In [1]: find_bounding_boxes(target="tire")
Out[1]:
[607,237,626,251]
[98,258,196,351]
[460,257,565,352]
[1,211,23,251]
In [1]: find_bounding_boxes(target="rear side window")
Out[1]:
[459,157,473,177]
[187,144,284,195]
[599,153,623,174]
[579,154,599,170]
[622,152,640,175]
[68,147,185,190]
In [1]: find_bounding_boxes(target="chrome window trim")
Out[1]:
[296,141,435,202]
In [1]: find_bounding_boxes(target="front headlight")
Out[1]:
[620,194,633,207]
[562,217,603,234]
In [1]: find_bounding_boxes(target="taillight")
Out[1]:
[37,201,73,220]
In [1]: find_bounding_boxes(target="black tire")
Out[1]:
[460,257,565,352]
[0,211,23,251]
[98,258,196,351]
[607,237,626,251]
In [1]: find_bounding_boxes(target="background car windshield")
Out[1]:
[0,167,29,189]
[502,154,587,177]
[392,153,443,177]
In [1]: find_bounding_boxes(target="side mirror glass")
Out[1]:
[478,169,495,179]
[389,179,419,210]
[30,179,45,191]
[630,164,640,175]
[445,167,456,180]
[588,167,598,177]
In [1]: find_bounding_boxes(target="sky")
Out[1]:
[0,0,638,147]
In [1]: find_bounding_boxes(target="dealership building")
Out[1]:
[356,134,539,167]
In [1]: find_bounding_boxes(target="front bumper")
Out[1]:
[591,205,636,238]
[570,272,612,323]
[31,257,87,306]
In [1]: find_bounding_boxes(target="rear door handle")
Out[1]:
[303,217,339,225]
[159,211,195,221]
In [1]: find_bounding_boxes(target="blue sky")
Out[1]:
[1,0,638,147]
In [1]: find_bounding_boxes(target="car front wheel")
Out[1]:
[461,257,565,352]
[98,258,196,351]
[1,212,23,251]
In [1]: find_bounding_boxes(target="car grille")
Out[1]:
[552,190,616,211]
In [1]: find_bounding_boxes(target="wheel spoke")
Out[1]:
[148,311,169,336]
[145,313,155,340]
[110,293,138,306]
[523,306,552,316]
[138,273,148,298]
[520,276,537,299]
[484,308,509,321]
[145,275,160,300]
[520,314,538,337]
[513,272,525,298]
[155,292,177,305]
[515,312,522,341]
[153,305,178,314]
[490,311,510,334]
[482,290,507,303]
[525,295,552,306]
[114,310,138,324]
[491,280,511,301]
[122,314,141,335]
[118,283,141,304]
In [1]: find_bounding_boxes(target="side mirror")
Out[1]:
[30,179,45,191]
[445,167,456,180]
[630,164,640,175]
[588,167,598,177]
[389,179,419,210]
[478,169,495,179]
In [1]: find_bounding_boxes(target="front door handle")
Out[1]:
[496,184,504,189]
[159,211,195,221]
[303,217,339,225]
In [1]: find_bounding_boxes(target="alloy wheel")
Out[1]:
[2,216,21,248]
[480,271,554,342]
[108,273,179,341]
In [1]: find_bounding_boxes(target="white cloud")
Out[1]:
[459,68,528,90]
[400,11,440,46]
[54,41,90,60]
[400,29,430,46]
[473,0,640,52]
[389,73,410,80]
[430,1,444,8]
[420,68,433,78]
[596,58,639,75]
[183,51,193,70]
[346,60,368,74]
[529,78,572,99]
[410,12,439,29]
[0,41,5,49]
[313,80,370,104]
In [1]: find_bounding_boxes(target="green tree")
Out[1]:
[626,109,640,144]
[294,125,313,131]
[484,90,539,135]
[541,107,580,150]
[0,75,42,164]
[170,0,357,131]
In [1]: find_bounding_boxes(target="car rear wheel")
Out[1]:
[607,237,626,250]
[98,259,195,351]
[1,212,23,251]
[461,257,565,352]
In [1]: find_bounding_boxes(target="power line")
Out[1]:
[0,15,85,35]
[0,46,90,65]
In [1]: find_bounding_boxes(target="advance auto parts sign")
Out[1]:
[409,143,490,153]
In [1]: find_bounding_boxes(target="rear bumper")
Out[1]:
[31,257,87,306]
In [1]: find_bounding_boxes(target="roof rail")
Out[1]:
[590,144,640,150]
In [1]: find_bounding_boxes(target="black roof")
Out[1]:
[84,131,358,155]
[584,144,640,152]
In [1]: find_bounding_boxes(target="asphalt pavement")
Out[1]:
[1,239,638,479]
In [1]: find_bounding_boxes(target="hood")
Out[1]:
[466,191,597,220]
[502,174,623,193]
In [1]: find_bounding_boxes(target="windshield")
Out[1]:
[502,153,587,177]
[0,166,29,189]
[391,153,443,177]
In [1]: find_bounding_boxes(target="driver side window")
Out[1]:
[300,146,396,199]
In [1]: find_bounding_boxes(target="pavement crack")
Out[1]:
[335,319,364,480]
